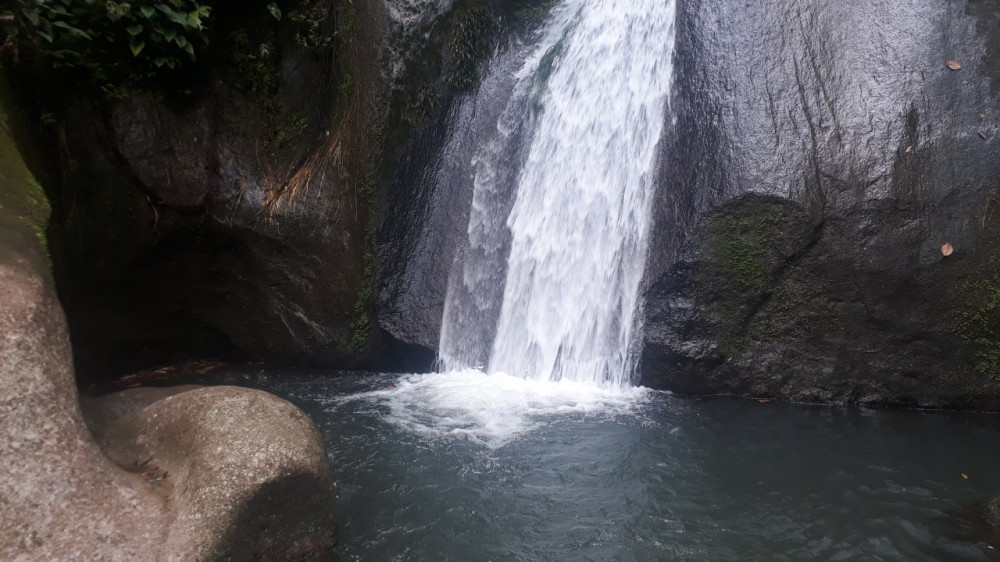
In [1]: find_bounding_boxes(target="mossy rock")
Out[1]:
[696,195,819,349]
[0,78,49,263]
[985,496,1000,529]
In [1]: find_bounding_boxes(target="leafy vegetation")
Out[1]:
[3,0,212,86]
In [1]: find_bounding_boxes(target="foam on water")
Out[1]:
[347,370,651,449]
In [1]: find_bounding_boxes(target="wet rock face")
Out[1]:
[986,496,1000,529]
[29,1,378,380]
[641,0,1000,406]
[375,1,557,353]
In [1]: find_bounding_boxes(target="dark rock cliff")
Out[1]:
[10,0,535,380]
[11,1,407,380]
[640,0,1000,408]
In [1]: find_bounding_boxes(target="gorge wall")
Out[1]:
[380,0,1000,408]
[639,0,1000,408]
[9,0,1000,409]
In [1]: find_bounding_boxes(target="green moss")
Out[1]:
[447,7,499,90]
[709,215,781,292]
[951,255,1000,382]
[349,169,381,354]
[702,209,789,355]
[0,95,50,262]
[350,243,375,354]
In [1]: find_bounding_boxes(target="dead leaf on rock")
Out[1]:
[905,145,914,154]
[980,113,987,119]
[942,242,955,257]
[980,131,988,140]
[962,473,969,480]
[947,59,962,70]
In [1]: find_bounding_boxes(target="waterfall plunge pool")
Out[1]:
[234,370,1000,561]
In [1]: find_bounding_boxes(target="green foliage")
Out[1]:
[230,30,274,93]
[5,0,211,83]
[288,0,335,50]
[401,84,438,126]
[350,244,375,354]
[266,2,281,21]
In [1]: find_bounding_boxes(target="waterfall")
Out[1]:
[439,0,677,388]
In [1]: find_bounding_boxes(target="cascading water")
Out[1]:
[439,0,677,388]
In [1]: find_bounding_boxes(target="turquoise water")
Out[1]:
[247,371,1000,561]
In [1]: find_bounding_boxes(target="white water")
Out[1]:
[439,0,678,388]
[349,370,651,448]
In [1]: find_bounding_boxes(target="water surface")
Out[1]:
[245,371,1000,561]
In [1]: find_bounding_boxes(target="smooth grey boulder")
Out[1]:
[85,386,339,560]
[0,95,165,559]
[0,103,337,559]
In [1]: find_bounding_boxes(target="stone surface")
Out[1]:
[0,89,166,560]
[86,386,339,560]
[637,0,1000,408]
[14,1,385,380]
[986,496,1000,529]
[1,96,338,558]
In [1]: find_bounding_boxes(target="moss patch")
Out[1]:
[349,169,380,354]
[696,196,821,356]
[0,83,49,259]
[708,214,782,293]
[951,254,1000,382]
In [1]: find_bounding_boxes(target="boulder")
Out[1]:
[0,95,337,559]
[0,88,165,559]
[85,386,339,560]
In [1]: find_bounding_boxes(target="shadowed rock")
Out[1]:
[0,94,337,560]
[85,386,338,560]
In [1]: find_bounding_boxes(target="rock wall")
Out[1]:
[375,0,557,354]
[0,86,338,559]
[14,1,388,380]
[640,0,1000,408]
[12,0,1000,408]
[13,0,528,379]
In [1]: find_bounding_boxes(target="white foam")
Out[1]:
[347,370,650,449]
